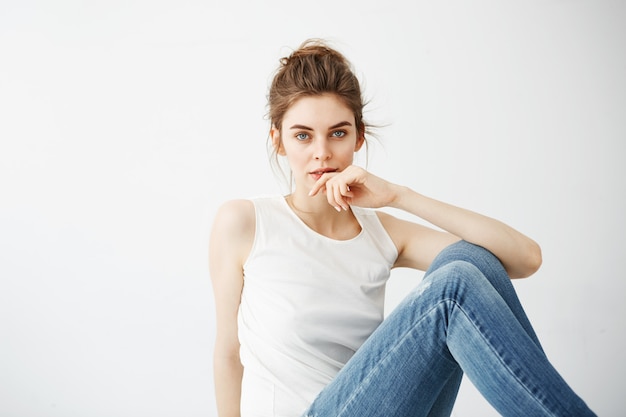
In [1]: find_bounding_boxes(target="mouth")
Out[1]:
[310,168,337,175]
[309,168,337,180]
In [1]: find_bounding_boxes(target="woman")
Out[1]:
[209,39,595,417]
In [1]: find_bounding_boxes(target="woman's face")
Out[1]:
[272,93,364,193]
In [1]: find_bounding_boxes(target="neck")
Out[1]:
[287,190,337,214]
[285,190,361,240]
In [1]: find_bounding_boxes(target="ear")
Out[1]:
[354,134,365,152]
[354,122,366,152]
[271,127,286,156]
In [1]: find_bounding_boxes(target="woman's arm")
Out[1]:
[209,200,255,417]
[310,166,542,278]
[386,187,541,278]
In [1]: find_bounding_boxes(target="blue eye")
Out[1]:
[331,130,346,138]
[296,133,309,141]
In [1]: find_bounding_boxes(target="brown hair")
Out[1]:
[266,39,373,185]
[268,39,368,136]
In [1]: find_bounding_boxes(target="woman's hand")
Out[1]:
[310,165,542,278]
[309,165,402,211]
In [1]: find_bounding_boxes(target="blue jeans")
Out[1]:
[303,241,596,417]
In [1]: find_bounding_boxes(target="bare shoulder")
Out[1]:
[213,199,255,234]
[375,210,425,241]
[375,210,402,230]
[210,199,256,266]
[375,210,422,248]
[375,210,460,270]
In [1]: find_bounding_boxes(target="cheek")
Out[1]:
[338,141,358,157]
[283,146,309,166]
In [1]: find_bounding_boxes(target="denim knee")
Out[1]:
[418,259,488,303]
[428,241,502,274]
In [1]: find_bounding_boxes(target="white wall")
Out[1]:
[1,1,624,416]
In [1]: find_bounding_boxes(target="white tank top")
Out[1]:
[238,196,397,417]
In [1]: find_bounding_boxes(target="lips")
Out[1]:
[310,168,337,175]
[310,168,337,180]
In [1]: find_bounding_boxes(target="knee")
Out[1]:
[402,260,492,317]
[426,240,505,279]
[439,241,498,264]
[423,260,488,294]
[437,259,484,282]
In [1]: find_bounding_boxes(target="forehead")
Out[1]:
[282,94,354,127]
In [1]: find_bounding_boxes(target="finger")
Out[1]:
[324,180,341,212]
[309,174,331,196]
[339,183,353,210]
[332,182,348,211]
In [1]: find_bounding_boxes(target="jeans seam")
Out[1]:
[450,299,557,416]
[333,301,452,417]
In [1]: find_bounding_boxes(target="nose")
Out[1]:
[313,139,332,161]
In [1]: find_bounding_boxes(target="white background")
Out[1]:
[1,1,624,416]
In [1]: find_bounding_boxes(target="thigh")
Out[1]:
[303,276,462,417]
[427,240,542,349]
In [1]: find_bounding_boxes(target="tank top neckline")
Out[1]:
[277,195,366,243]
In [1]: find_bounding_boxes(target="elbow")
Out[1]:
[514,241,543,279]
[527,242,543,276]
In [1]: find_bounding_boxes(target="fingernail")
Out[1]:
[334,206,341,212]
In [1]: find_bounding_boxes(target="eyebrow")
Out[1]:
[289,121,353,131]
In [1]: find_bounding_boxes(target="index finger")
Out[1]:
[308,173,332,196]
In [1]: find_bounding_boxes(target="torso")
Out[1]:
[237,195,398,417]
